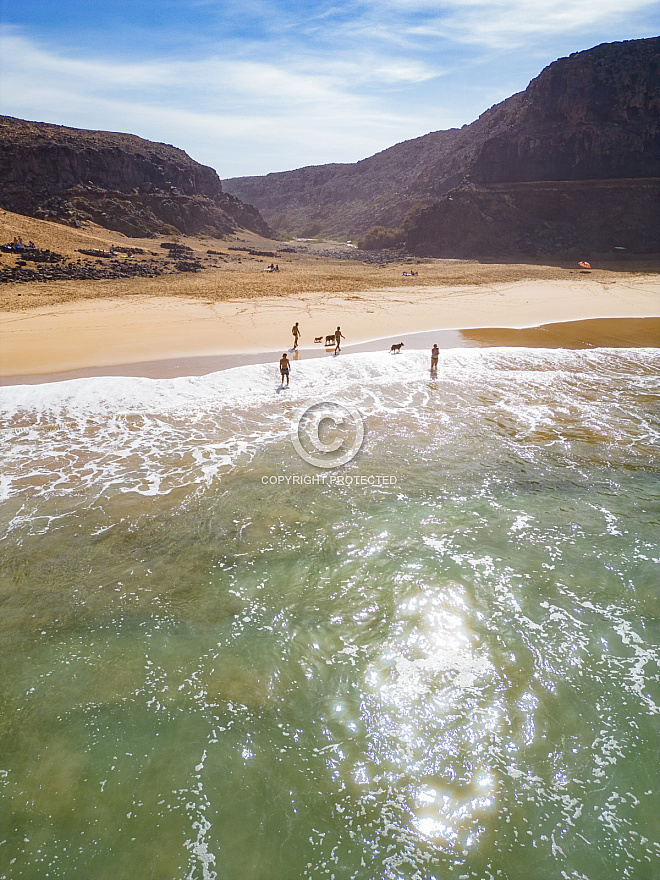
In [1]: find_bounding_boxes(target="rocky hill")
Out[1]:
[224,36,660,256]
[0,117,270,238]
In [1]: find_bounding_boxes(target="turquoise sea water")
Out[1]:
[0,347,658,880]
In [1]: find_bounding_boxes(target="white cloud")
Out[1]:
[0,26,437,113]
[365,60,440,83]
[1,0,658,176]
[0,27,434,176]
[375,0,660,48]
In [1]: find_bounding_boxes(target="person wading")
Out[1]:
[280,353,291,386]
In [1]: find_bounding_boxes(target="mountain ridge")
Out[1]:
[224,36,660,255]
[0,116,270,238]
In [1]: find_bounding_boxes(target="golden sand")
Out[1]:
[1,209,659,378]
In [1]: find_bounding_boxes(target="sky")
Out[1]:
[0,1,658,179]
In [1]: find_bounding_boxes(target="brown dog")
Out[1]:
[390,342,404,353]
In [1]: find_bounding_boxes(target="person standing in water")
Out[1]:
[334,326,345,355]
[292,322,300,350]
[280,353,291,386]
[431,344,439,372]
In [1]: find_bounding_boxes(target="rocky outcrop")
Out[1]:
[404,179,660,257]
[224,130,463,239]
[224,36,660,255]
[467,39,659,184]
[0,117,270,238]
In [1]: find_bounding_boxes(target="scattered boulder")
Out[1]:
[20,247,64,263]
[0,239,199,284]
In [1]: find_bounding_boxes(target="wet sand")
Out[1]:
[1,318,657,386]
[1,273,659,383]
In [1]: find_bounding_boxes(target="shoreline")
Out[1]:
[2,317,659,386]
[1,275,659,383]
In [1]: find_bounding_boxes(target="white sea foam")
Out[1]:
[1,345,658,418]
[0,347,658,516]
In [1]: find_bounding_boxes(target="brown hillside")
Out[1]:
[0,117,270,239]
[224,37,660,256]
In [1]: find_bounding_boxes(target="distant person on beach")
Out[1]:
[334,326,345,355]
[292,322,300,350]
[280,353,291,386]
[431,344,439,371]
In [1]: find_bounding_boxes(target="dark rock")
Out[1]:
[161,242,194,255]
[20,247,64,263]
[228,247,277,257]
[0,117,271,238]
[404,179,660,257]
[224,36,660,256]
[78,248,115,257]
[0,239,217,284]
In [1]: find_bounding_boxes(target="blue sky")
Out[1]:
[1,1,658,178]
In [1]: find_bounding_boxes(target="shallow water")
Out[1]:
[0,348,659,880]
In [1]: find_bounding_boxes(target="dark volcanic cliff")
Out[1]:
[0,117,269,238]
[469,38,659,184]
[224,36,660,256]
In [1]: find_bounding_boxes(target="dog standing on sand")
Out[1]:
[390,342,404,353]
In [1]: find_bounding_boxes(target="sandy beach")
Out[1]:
[1,211,659,381]
[1,275,659,381]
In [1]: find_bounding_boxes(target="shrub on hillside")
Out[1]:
[357,225,403,250]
